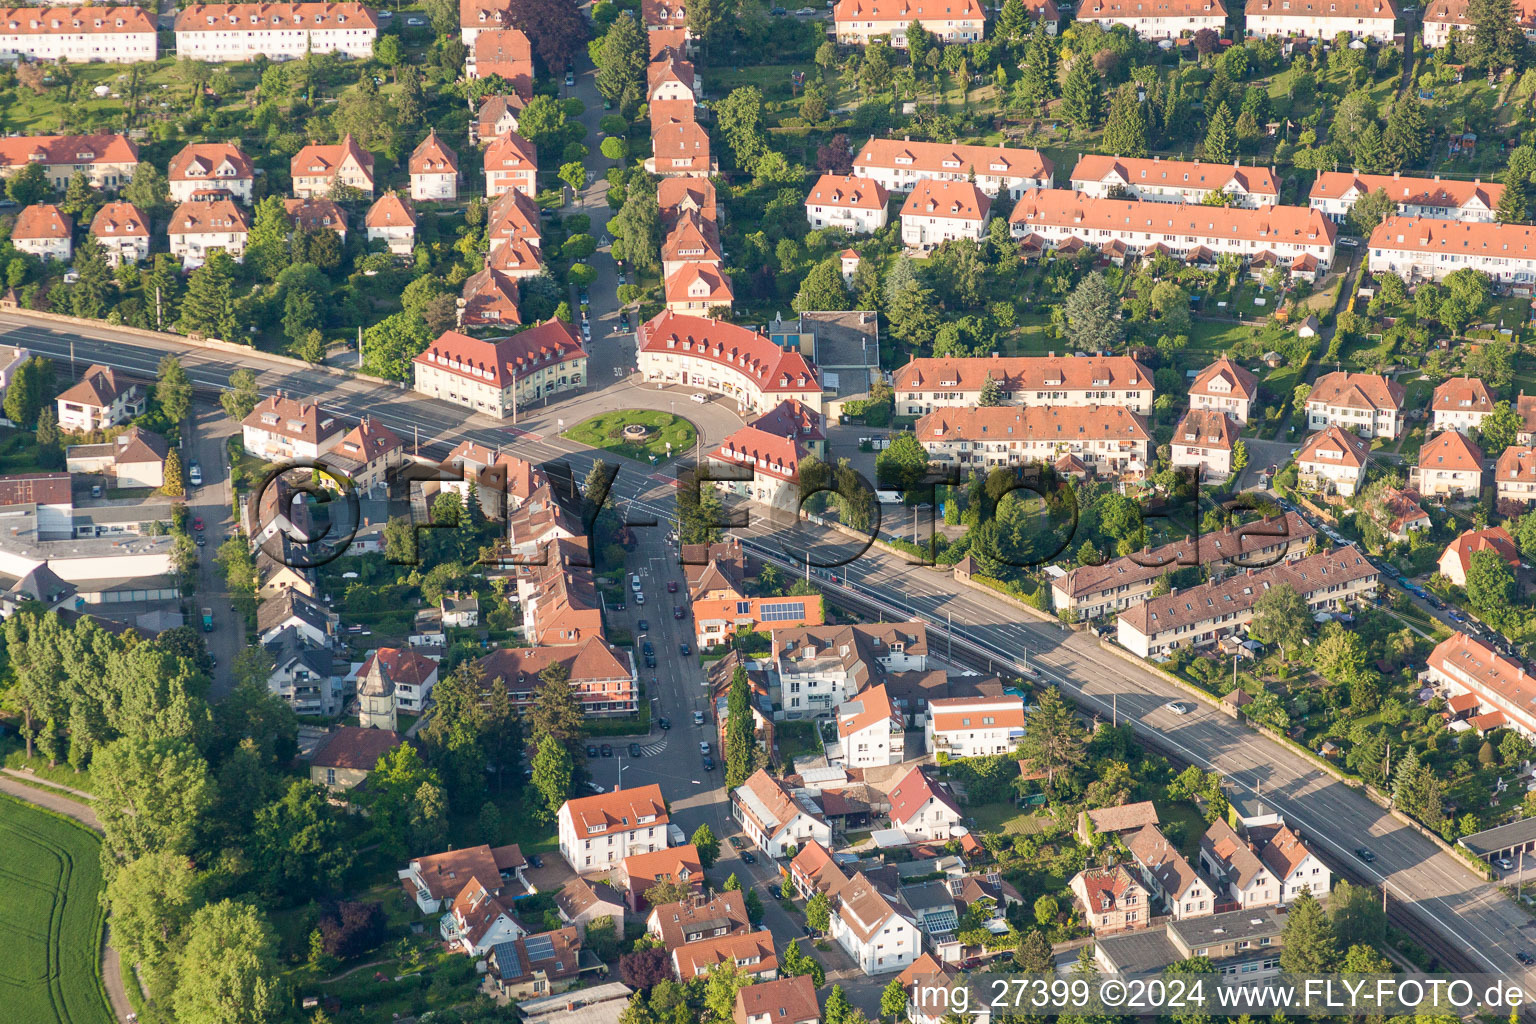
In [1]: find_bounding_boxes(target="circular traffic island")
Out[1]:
[562,409,699,463]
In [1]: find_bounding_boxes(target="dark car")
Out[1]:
[645,655,656,669]
[674,606,685,619]
[668,580,678,593]
[600,744,613,757]
[196,534,205,546]
[679,643,692,656]
[741,851,756,864]
[767,886,782,900]
[1519,952,1535,966]
[629,743,643,757]
[702,756,715,770]
[579,289,590,305]
[1355,846,1375,862]
[642,641,655,655]
[637,619,649,631]
[620,313,631,331]
[658,717,671,730]
[528,853,543,869]
[614,600,626,611]
[770,5,786,11]
[586,745,599,757]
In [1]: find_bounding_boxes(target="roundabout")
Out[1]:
[561,409,701,463]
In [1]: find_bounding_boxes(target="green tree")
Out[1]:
[979,376,1005,406]
[1251,582,1309,659]
[70,235,111,320]
[793,258,849,312]
[725,666,754,788]
[173,900,284,1024]
[1020,686,1085,797]
[156,354,193,426]
[1060,58,1103,128]
[1015,928,1053,972]
[595,13,646,108]
[219,367,260,425]
[1103,84,1149,157]
[246,195,292,281]
[530,661,587,749]
[360,310,432,381]
[3,355,53,428]
[716,86,770,172]
[530,733,573,822]
[1382,94,1429,170]
[1465,0,1523,71]
[1279,889,1337,973]
[6,162,49,206]
[162,449,185,498]
[609,175,661,273]
[805,891,832,933]
[882,256,938,347]
[881,977,908,1022]
[1203,102,1237,163]
[251,779,352,899]
[105,851,199,1001]
[1062,271,1123,350]
[1034,893,1060,926]
[1480,400,1522,451]
[176,250,240,340]
[93,735,212,866]
[1346,187,1397,237]
[1499,175,1532,224]
[1466,547,1516,621]
[692,822,720,868]
[824,985,852,1024]
[124,162,170,215]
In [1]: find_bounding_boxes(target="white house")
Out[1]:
[1243,0,1399,39]
[853,137,1053,199]
[1198,819,1279,909]
[398,842,529,915]
[1259,825,1331,904]
[924,694,1026,759]
[1497,446,1536,507]
[1170,408,1237,482]
[1371,213,1536,285]
[1075,0,1227,38]
[1426,632,1536,743]
[732,769,833,859]
[88,202,150,266]
[174,2,379,61]
[833,683,903,768]
[805,173,890,234]
[1413,429,1485,499]
[0,133,139,190]
[1069,156,1278,206]
[442,877,525,956]
[1188,357,1260,423]
[887,766,963,841]
[63,425,167,489]
[1431,376,1495,434]
[896,354,1154,415]
[291,134,375,197]
[832,0,984,45]
[168,142,254,202]
[916,405,1152,479]
[636,311,823,415]
[1305,370,1404,439]
[12,204,72,262]
[411,322,587,419]
[409,129,459,202]
[0,6,156,63]
[772,623,929,716]
[1296,424,1369,496]
[365,192,417,255]
[357,646,440,715]
[56,364,143,432]
[168,194,250,268]
[664,262,733,315]
[900,179,990,251]
[1422,0,1535,45]
[829,872,922,975]
[557,785,670,874]
[241,392,344,462]
[1309,171,1502,224]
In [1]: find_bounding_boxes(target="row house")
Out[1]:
[805,173,890,234]
[0,133,138,190]
[772,622,928,715]
[488,186,542,252]
[1070,156,1278,207]
[1009,190,1337,269]
[476,638,638,717]
[55,364,142,432]
[897,353,1153,416]
[1243,0,1399,40]
[661,210,722,276]
[915,404,1153,478]
[1369,214,1536,284]
[1431,375,1495,434]
[12,204,72,262]
[411,321,587,419]
[1373,485,1431,542]
[649,25,689,58]
[647,104,714,177]
[1076,0,1226,37]
[168,142,254,203]
[674,931,778,980]
[0,6,155,63]
[1188,356,1260,423]
[1128,825,1217,920]
[365,191,418,255]
[1305,370,1404,439]
[924,693,1027,759]
[291,134,375,197]
[516,538,604,645]
[788,840,850,902]
[834,683,903,768]
[1051,512,1315,620]
[1116,545,1380,659]
[853,136,1051,199]
[1497,446,1536,507]
[900,179,990,250]
[887,766,963,840]
[831,0,984,46]
[241,391,344,461]
[173,2,379,61]
[557,784,670,874]
[317,414,404,494]
[1309,171,1502,224]
[642,0,690,35]
[732,768,833,859]
[1412,429,1484,499]
[661,176,717,224]
[471,28,533,89]
[1423,0,1536,45]
[484,131,537,198]
[1170,408,1238,482]
[168,193,251,267]
[1296,423,1370,496]
[636,310,823,414]
[409,129,459,202]
[1071,865,1152,934]
[1427,631,1536,741]
[707,424,807,514]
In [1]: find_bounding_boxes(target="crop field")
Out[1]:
[0,796,111,1024]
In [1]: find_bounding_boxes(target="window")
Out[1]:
[326,768,336,785]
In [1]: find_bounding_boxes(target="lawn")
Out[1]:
[0,795,112,1024]
[775,720,822,766]
[968,802,1059,837]
[562,410,698,464]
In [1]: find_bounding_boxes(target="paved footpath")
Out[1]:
[0,775,136,1023]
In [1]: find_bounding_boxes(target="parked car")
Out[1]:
[565,70,575,86]
[699,741,711,754]
[637,619,649,631]
[702,756,715,770]
[631,574,642,592]
[645,655,656,668]
[740,850,756,863]
[1497,857,1515,870]
[1518,951,1535,966]
[586,745,599,757]
[600,744,613,757]
[528,853,542,869]
[193,516,204,531]
[629,743,643,757]
[635,592,645,605]
[693,710,706,725]
[188,461,202,486]
[642,641,655,655]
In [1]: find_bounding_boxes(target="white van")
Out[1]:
[630,574,642,592]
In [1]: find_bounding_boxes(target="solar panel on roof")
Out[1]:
[524,933,557,961]
[493,941,523,979]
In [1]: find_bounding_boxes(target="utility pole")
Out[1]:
[413,422,419,457]
[356,325,363,369]
[947,612,952,661]
[155,286,162,331]
[68,339,74,380]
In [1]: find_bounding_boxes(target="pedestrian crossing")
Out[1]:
[638,737,669,756]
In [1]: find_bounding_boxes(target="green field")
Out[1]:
[0,796,112,1024]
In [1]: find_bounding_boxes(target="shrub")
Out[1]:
[318,901,385,960]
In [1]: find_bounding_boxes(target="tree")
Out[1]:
[251,779,351,899]
[1203,102,1237,163]
[1382,94,1429,171]
[1466,547,1516,621]
[1480,400,1522,451]
[173,900,284,1024]
[6,162,48,206]
[218,367,260,427]
[1015,25,1056,114]
[1499,175,1532,224]
[793,258,849,312]
[530,662,587,748]
[246,195,292,281]
[883,256,938,347]
[704,962,755,1023]
[1034,893,1060,927]
[1020,686,1085,797]
[70,236,111,320]
[609,175,661,273]
[360,310,433,382]
[1060,58,1103,128]
[177,250,241,340]
[559,161,589,193]
[979,376,1005,406]
[881,978,909,1022]
[161,449,185,498]
[782,938,825,985]
[1062,272,1123,350]
[875,432,929,498]
[744,887,763,923]
[1465,0,1523,71]
[3,355,53,427]
[530,733,573,821]
[806,891,832,933]
[504,0,588,70]
[94,735,211,866]
[692,822,720,868]
[600,136,629,164]
[156,354,193,426]
[716,87,770,172]
[1345,187,1397,238]
[1015,928,1053,972]
[124,162,170,214]
[725,666,754,788]
[1103,84,1149,157]
[1328,878,1386,949]
[824,985,852,1024]
[1251,582,1309,659]
[1279,889,1337,974]
[106,851,199,1002]
[619,947,674,989]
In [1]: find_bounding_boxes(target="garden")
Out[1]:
[562,410,700,463]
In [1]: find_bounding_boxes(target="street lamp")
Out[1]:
[618,756,629,793]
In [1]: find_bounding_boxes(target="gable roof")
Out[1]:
[659,177,718,223]
[1189,356,1260,401]
[734,974,820,1024]
[637,311,821,394]
[853,136,1050,181]
[1441,526,1518,579]
[1173,409,1236,451]
[1312,171,1501,211]
[806,173,889,211]
[474,28,533,89]
[167,142,253,183]
[14,203,71,240]
[897,354,1152,394]
[1010,190,1337,249]
[0,133,138,169]
[1082,0,1225,15]
[243,392,344,445]
[89,201,150,239]
[1127,824,1206,899]
[1306,371,1403,413]
[176,2,379,31]
[168,195,250,235]
[413,321,585,387]
[1297,424,1370,469]
[283,197,347,234]
[665,262,734,306]
[57,364,135,409]
[674,930,776,977]
[409,842,525,902]
[311,725,402,770]
[290,133,374,182]
[1433,375,1495,417]
[734,769,824,839]
[1201,817,1272,889]
[556,876,625,919]
[561,784,668,834]
[1084,800,1160,833]
[916,404,1152,444]
[1246,0,1396,15]
[836,683,901,739]
[887,765,961,826]
[1071,156,1274,197]
[713,425,806,483]
[900,179,991,222]
[1075,864,1146,911]
[649,892,751,949]
[366,191,417,229]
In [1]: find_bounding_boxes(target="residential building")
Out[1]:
[1305,370,1405,439]
[487,186,542,252]
[1243,0,1398,39]
[1199,818,1278,909]
[12,204,71,262]
[636,310,823,414]
[1498,446,1536,508]
[887,766,963,840]
[1009,191,1337,269]
[1423,0,1536,43]
[486,927,585,998]
[896,353,1154,415]
[1412,429,1484,499]
[411,321,586,419]
[646,892,751,950]
[487,233,544,278]
[483,131,537,197]
[1296,424,1370,496]
[0,6,156,62]
[64,426,168,489]
[1069,156,1277,206]
[1257,824,1331,904]
[55,364,143,431]
[694,587,825,651]
[915,405,1153,478]
[830,872,922,974]
[1431,376,1496,433]
[317,411,406,495]
[673,931,778,980]
[168,142,254,202]
[283,197,347,241]
[1188,357,1261,423]
[1374,485,1431,541]
[661,211,722,277]
[805,173,890,234]
[832,0,984,44]
[1437,526,1518,587]
[707,425,807,514]
[620,844,703,912]
[475,93,528,143]
[900,179,990,250]
[258,588,338,648]
[664,262,734,314]
[0,473,73,539]
[732,768,833,858]
[174,2,379,60]
[834,683,904,768]
[853,137,1052,198]
[648,56,698,102]
[262,627,340,715]
[399,842,528,914]
[925,693,1027,758]
[477,638,637,716]
[1070,865,1152,934]
[557,784,670,874]
[648,107,714,177]
[1369,215,1536,284]
[365,191,417,255]
[290,134,374,197]
[1095,906,1285,977]
[309,726,402,790]
[750,398,826,458]
[772,622,927,714]
[555,877,626,932]
[0,133,138,190]
[459,0,511,44]
[788,839,850,901]
[1116,546,1380,658]
[241,392,345,461]
[1309,171,1502,223]
[88,202,150,265]
[734,975,821,1024]
[642,0,689,32]
[408,129,458,201]
[516,538,603,645]
[659,177,717,223]
[358,646,439,716]
[442,878,524,956]
[1127,825,1216,919]
[168,193,250,267]
[470,27,532,87]
[1427,632,1536,742]
[1077,0,1226,35]
[1171,409,1238,481]
[1077,801,1161,843]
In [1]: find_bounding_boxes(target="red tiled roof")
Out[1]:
[638,310,821,394]
[410,129,459,177]
[14,204,70,240]
[176,2,379,29]
[887,765,960,825]
[310,726,402,769]
[562,783,668,834]
[365,191,417,229]
[1308,370,1405,413]
[1011,190,1337,248]
[713,425,805,483]
[1432,375,1494,416]
[854,136,1050,182]
[897,354,1151,393]
[89,201,148,238]
[916,404,1152,443]
[1297,424,1369,469]
[168,196,249,236]
[1246,0,1397,18]
[413,320,585,387]
[0,6,153,34]
[1313,171,1500,212]
[665,262,733,305]
[1071,155,1273,196]
[0,133,138,169]
[900,179,990,221]
[1173,409,1236,451]
[1189,357,1259,401]
[1419,429,1484,472]
[359,646,437,687]
[806,173,889,211]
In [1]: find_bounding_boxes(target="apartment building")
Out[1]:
[0,133,138,190]
[1422,0,1536,45]
[471,28,533,87]
[853,137,1052,199]
[1427,632,1536,741]
[168,142,254,202]
[1310,171,1502,224]
[1412,429,1484,499]
[357,645,439,715]
[690,550,825,648]
[459,0,509,43]
[483,131,537,197]
[900,179,991,250]
[556,784,670,874]
[734,976,821,1024]
[1431,375,1495,433]
[475,93,527,143]
[1305,370,1404,439]
[0,6,155,62]
[1116,546,1380,659]
[283,197,347,241]
[487,186,542,252]
[167,193,250,268]
[1010,191,1337,269]
[55,364,142,432]
[707,425,808,514]
[476,638,637,717]
[829,872,922,975]
[1199,819,1279,909]
[732,769,833,858]
[241,392,344,461]
[459,267,521,326]
[1127,825,1217,920]
[834,684,903,768]
[773,622,928,716]
[409,129,459,202]
[1075,0,1227,38]
[805,173,890,234]
[642,0,689,32]
[648,109,714,177]
[317,414,403,494]
[365,191,417,255]
[291,134,374,197]
[674,932,778,981]
[12,204,71,262]
[1369,214,1536,284]
[924,693,1027,758]
[1171,409,1238,482]
[1188,357,1260,423]
[832,0,984,45]
[915,404,1152,477]
[661,211,722,276]
[411,321,587,419]
[664,262,734,315]
[174,2,378,60]
[636,310,823,414]
[1071,866,1151,934]
[1296,424,1370,496]
[896,354,1154,415]
[1051,512,1315,620]
[1243,0,1398,40]
[1497,446,1536,507]
[1070,156,1277,206]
